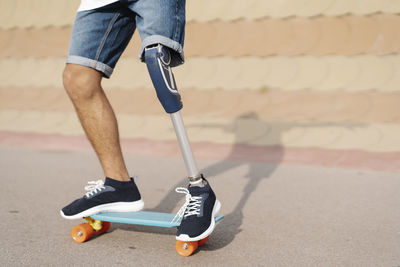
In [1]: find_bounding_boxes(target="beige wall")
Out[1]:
[1,0,400,91]
[0,0,399,153]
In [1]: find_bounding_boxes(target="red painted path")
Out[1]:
[1,131,398,172]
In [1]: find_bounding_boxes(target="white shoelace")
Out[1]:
[84,180,106,198]
[171,187,202,223]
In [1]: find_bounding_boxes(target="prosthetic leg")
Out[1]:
[144,44,202,184]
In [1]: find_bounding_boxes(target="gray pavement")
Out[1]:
[1,145,400,266]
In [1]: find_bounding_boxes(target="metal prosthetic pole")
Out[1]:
[170,112,200,181]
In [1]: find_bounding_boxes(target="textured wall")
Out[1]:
[1,1,400,91]
[0,0,399,165]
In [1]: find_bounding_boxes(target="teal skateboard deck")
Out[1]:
[91,211,224,228]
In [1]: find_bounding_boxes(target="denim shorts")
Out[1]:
[66,0,186,78]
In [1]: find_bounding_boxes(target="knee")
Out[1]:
[63,64,102,102]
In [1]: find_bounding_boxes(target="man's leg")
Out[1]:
[61,63,143,220]
[60,3,144,220]
[63,64,130,181]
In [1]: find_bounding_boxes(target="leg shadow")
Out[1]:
[149,112,283,250]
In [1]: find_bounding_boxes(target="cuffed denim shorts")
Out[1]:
[66,0,186,78]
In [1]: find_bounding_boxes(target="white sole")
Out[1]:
[176,199,221,242]
[60,199,144,220]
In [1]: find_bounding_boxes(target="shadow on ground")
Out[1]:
[148,112,281,250]
[117,112,363,250]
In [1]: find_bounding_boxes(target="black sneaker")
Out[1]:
[60,177,144,219]
[174,179,221,241]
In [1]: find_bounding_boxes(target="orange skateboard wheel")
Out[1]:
[94,221,111,235]
[198,236,209,246]
[175,240,198,257]
[71,223,94,243]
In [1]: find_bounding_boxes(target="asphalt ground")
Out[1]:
[1,145,399,266]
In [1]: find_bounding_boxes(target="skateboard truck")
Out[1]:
[70,213,224,256]
[70,218,111,243]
